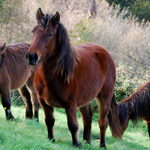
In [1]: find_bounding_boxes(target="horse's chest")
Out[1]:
[41,86,65,108]
[36,75,66,108]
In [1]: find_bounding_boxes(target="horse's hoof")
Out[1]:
[6,115,14,121]
[85,141,91,145]
[48,137,55,142]
[100,143,106,149]
[73,141,82,147]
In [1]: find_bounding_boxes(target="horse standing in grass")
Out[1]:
[0,42,39,121]
[26,8,123,148]
[118,80,150,137]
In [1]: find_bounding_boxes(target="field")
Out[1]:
[0,104,149,150]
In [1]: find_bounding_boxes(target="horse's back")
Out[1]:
[0,43,33,90]
[76,43,116,81]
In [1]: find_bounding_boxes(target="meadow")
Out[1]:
[0,103,149,150]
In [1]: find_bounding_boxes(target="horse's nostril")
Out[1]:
[26,52,39,65]
[33,53,38,61]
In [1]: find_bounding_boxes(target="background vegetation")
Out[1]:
[0,0,150,149]
[106,0,150,22]
[0,0,150,105]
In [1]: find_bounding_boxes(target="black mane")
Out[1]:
[118,81,150,123]
[54,23,79,82]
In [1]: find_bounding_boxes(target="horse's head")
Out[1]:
[118,103,133,132]
[0,43,6,63]
[26,8,60,65]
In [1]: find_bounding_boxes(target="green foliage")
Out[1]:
[106,0,150,22]
[107,0,134,10]
[115,64,146,102]
[11,91,24,106]
[115,79,134,102]
[0,0,31,43]
[0,0,5,7]
[129,0,150,22]
[69,20,92,45]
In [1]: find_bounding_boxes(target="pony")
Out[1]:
[0,42,39,121]
[26,8,123,148]
[118,80,150,137]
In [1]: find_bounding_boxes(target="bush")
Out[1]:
[11,91,25,106]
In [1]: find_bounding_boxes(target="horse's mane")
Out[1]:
[40,14,80,83]
[54,23,80,82]
[118,81,150,123]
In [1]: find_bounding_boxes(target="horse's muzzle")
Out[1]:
[26,52,39,65]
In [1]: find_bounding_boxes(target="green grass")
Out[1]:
[0,104,149,150]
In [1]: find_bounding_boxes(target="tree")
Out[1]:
[106,0,150,22]
[129,0,150,22]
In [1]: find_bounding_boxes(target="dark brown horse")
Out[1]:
[118,80,150,137]
[26,8,123,148]
[0,42,39,121]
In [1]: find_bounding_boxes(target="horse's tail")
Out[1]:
[107,93,123,139]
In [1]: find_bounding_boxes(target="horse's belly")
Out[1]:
[10,73,30,90]
[77,72,102,107]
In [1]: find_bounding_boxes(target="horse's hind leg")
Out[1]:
[79,104,93,144]
[18,85,33,119]
[65,105,81,147]
[30,90,39,121]
[1,90,14,120]
[26,77,39,121]
[97,92,113,149]
[26,86,39,121]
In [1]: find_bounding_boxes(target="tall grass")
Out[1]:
[0,103,149,150]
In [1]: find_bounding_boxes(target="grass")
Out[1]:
[0,104,149,150]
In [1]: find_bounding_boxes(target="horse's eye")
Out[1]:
[48,33,53,38]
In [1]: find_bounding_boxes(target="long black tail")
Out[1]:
[108,93,123,139]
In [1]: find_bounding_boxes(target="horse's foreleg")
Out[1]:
[1,90,14,120]
[40,99,55,141]
[79,104,93,144]
[65,106,81,147]
[18,86,33,119]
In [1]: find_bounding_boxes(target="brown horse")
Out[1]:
[0,42,39,121]
[26,8,123,148]
[118,80,150,137]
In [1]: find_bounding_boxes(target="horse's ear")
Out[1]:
[3,43,6,48]
[52,12,60,27]
[0,43,6,63]
[0,43,6,53]
[36,8,44,21]
[2,43,6,52]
